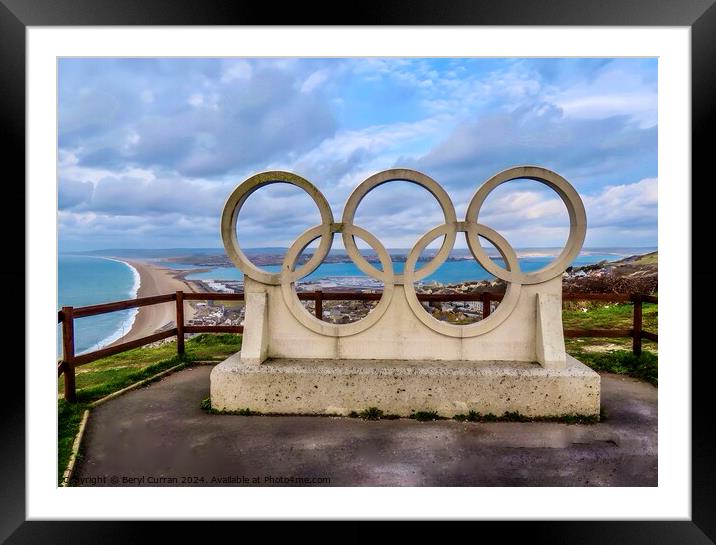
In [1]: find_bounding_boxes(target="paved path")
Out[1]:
[72,365,657,486]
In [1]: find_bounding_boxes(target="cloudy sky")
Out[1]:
[58,57,657,252]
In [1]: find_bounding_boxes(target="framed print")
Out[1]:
[3,0,714,541]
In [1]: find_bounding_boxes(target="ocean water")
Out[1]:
[184,251,646,285]
[58,255,140,356]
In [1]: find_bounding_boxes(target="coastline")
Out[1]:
[80,258,142,354]
[108,260,196,347]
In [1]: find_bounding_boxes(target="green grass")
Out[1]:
[562,299,658,385]
[58,399,89,481]
[452,410,601,424]
[562,301,657,333]
[70,354,189,402]
[569,350,658,386]
[631,252,658,265]
[358,407,383,420]
[183,332,243,360]
[58,333,242,484]
[409,411,443,421]
[199,397,259,416]
[59,334,242,399]
[347,407,402,420]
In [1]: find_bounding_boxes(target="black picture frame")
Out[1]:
[3,0,712,541]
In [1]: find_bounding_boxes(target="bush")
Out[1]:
[563,274,657,295]
[358,407,383,420]
[410,411,441,421]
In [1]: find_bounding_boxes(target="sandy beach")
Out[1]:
[109,260,196,347]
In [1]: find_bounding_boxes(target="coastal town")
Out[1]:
[179,275,505,328]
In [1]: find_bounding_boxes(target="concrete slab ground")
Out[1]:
[71,364,657,487]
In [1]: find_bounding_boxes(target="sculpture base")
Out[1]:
[210,354,600,418]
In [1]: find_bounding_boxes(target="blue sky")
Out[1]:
[58,58,657,251]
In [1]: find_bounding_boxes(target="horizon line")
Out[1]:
[60,245,658,253]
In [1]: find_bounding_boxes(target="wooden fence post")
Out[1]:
[482,292,491,319]
[315,289,323,321]
[632,294,642,356]
[61,306,76,402]
[176,291,185,356]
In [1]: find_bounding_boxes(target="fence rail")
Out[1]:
[58,290,657,402]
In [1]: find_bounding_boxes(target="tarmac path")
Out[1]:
[72,365,657,487]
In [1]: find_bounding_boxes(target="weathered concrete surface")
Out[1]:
[244,276,565,364]
[535,292,566,369]
[211,353,600,417]
[72,365,656,487]
[240,292,268,365]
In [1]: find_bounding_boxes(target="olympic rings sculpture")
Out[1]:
[221,166,587,339]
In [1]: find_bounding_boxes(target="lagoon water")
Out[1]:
[183,251,641,285]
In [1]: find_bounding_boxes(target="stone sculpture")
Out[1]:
[211,166,600,417]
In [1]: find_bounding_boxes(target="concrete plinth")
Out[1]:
[210,353,600,418]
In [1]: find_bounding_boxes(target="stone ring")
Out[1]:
[221,166,586,337]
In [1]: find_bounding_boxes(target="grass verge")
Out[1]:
[563,300,657,355]
[58,400,90,481]
[563,299,657,385]
[568,349,658,386]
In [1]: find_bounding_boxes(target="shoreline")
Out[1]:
[108,260,196,347]
[79,258,141,354]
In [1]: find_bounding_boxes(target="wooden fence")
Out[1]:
[58,290,657,402]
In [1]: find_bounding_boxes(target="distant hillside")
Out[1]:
[617,251,658,266]
[564,251,657,294]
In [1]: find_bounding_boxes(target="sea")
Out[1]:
[59,247,655,355]
[58,255,140,356]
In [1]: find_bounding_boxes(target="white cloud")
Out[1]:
[300,69,329,94]
[583,177,657,227]
[221,60,252,82]
[546,62,658,128]
[188,93,204,107]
